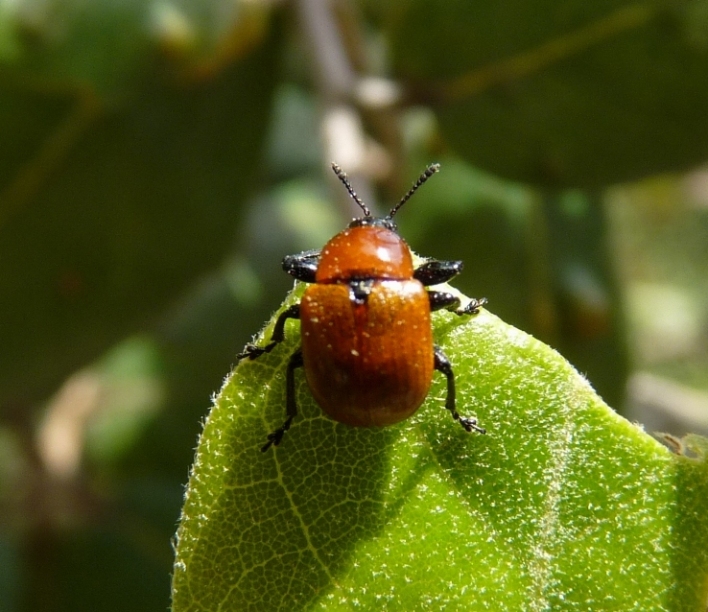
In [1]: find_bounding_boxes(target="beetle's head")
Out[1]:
[347,216,397,231]
[331,162,440,233]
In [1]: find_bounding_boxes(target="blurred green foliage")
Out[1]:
[1,1,708,610]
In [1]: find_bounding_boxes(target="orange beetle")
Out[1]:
[238,163,487,451]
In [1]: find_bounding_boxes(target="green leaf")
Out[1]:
[172,287,708,611]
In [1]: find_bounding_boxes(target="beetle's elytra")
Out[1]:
[238,163,487,451]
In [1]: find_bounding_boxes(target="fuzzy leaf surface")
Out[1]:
[173,289,708,611]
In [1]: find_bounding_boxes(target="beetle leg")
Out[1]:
[433,346,486,434]
[428,290,461,312]
[237,304,301,360]
[282,249,321,283]
[456,296,487,315]
[427,290,487,316]
[414,259,464,286]
[262,348,304,451]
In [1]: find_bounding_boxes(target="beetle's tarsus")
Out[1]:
[458,416,486,435]
[261,416,294,452]
[457,297,488,316]
[237,305,302,363]
[237,343,274,361]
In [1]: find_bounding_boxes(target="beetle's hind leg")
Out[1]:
[261,348,304,451]
[433,346,485,434]
[237,304,301,361]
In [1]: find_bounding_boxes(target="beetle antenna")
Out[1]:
[331,162,371,217]
[388,163,440,219]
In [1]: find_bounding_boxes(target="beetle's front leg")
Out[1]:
[237,304,301,360]
[428,290,488,316]
[414,259,464,286]
[282,249,321,283]
[417,259,486,315]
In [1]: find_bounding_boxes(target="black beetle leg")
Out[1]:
[457,296,488,315]
[428,290,462,312]
[237,304,301,361]
[434,346,485,434]
[282,249,321,283]
[414,259,464,286]
[428,290,487,316]
[262,348,304,451]
[418,259,486,315]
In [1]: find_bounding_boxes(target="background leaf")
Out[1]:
[378,0,708,187]
[0,4,279,407]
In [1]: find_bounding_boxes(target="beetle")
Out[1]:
[238,162,487,451]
